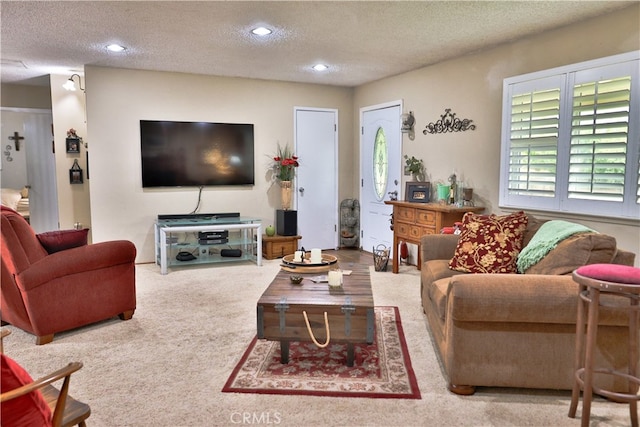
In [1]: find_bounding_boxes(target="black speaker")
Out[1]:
[220,249,242,257]
[276,209,297,236]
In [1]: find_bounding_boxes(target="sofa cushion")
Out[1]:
[449,211,528,274]
[422,259,463,285]
[36,228,89,254]
[524,233,617,275]
[522,214,546,248]
[0,354,53,427]
[517,220,596,273]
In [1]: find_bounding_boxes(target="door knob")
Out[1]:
[299,187,305,194]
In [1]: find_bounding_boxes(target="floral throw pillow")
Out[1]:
[449,211,528,274]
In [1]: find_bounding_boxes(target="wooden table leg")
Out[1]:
[346,343,354,367]
[280,341,289,364]
[392,235,399,273]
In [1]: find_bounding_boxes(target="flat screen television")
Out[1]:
[140,120,255,188]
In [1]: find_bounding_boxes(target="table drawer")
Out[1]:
[416,210,436,226]
[396,207,415,222]
[263,238,299,259]
[396,222,412,239]
[421,226,436,236]
[408,225,423,239]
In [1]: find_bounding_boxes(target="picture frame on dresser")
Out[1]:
[405,182,430,203]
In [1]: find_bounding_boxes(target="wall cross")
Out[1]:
[8,132,24,151]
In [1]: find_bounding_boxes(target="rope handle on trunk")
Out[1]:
[302,311,330,348]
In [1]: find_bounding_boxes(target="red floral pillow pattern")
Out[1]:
[449,211,529,274]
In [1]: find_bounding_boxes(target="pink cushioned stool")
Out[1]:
[569,264,640,427]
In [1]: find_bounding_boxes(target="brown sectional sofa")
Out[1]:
[420,214,637,395]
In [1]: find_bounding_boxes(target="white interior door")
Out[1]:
[295,108,338,250]
[1,108,58,232]
[360,102,402,255]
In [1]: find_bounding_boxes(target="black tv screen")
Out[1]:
[140,120,255,188]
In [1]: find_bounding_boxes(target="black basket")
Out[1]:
[373,244,389,272]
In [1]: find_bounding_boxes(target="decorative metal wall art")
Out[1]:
[423,108,476,134]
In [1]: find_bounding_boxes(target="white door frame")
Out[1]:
[359,100,403,254]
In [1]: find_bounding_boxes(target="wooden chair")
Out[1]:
[0,329,91,427]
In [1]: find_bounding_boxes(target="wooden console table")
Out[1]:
[384,201,484,274]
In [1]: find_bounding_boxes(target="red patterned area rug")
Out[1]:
[222,306,421,399]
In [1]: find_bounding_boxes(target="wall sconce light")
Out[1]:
[401,111,416,140]
[63,74,85,92]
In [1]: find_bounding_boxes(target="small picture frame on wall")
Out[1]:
[69,159,83,184]
[66,137,81,154]
[406,182,430,203]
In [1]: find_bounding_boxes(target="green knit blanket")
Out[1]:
[516,220,595,273]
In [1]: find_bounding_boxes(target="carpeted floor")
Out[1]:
[2,255,633,426]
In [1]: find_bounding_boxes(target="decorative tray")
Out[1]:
[281,253,338,267]
[280,254,338,273]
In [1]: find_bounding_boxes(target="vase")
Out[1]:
[280,180,292,210]
[412,172,425,182]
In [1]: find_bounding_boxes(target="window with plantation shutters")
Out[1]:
[508,87,560,198]
[500,52,639,220]
[569,76,630,203]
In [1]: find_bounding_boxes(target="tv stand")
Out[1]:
[157,212,240,221]
[154,215,261,274]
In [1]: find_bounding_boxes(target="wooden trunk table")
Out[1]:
[256,263,374,366]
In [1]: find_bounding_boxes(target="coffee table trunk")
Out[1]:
[257,263,374,366]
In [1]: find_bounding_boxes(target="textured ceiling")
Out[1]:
[1,1,634,87]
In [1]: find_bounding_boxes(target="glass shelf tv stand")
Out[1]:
[154,216,262,275]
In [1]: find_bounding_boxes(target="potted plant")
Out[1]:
[404,155,425,181]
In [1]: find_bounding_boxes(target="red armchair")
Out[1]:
[1,206,136,345]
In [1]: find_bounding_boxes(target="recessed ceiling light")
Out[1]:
[312,64,329,72]
[106,44,126,52]
[251,27,272,36]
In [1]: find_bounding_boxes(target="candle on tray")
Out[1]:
[311,248,322,263]
[293,250,303,262]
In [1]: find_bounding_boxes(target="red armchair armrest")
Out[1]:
[15,240,136,292]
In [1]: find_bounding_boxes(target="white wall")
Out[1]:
[353,4,640,264]
[84,67,353,262]
[50,74,92,232]
[77,4,639,266]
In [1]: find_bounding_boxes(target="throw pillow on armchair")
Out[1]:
[36,229,89,254]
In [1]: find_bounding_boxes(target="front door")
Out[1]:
[295,107,338,250]
[360,102,402,255]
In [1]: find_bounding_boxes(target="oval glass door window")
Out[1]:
[373,127,388,201]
